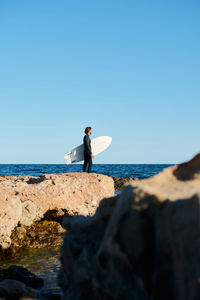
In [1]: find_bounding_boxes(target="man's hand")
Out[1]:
[91,153,94,158]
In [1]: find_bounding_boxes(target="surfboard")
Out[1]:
[64,136,112,164]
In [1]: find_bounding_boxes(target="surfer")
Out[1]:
[83,127,94,173]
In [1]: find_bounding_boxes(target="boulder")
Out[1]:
[0,265,44,288]
[59,153,200,300]
[0,173,114,250]
[0,279,39,299]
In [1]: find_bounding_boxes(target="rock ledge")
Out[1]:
[0,173,114,252]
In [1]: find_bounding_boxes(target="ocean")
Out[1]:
[0,164,173,179]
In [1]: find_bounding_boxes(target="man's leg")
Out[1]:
[87,158,93,173]
[83,158,88,172]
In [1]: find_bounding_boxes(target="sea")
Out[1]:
[0,163,173,295]
[0,163,173,179]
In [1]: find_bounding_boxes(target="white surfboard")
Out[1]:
[64,136,112,164]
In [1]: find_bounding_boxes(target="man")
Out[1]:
[83,127,94,173]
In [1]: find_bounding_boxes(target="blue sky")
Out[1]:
[0,0,199,164]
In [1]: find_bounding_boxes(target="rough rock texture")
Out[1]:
[0,173,114,250]
[11,221,66,250]
[0,192,22,250]
[0,265,44,289]
[113,176,139,190]
[0,265,61,300]
[0,279,40,299]
[59,153,200,300]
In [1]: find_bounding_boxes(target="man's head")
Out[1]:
[84,126,92,135]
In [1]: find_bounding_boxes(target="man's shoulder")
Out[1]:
[84,134,89,141]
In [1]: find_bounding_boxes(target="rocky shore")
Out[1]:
[0,172,139,298]
[0,173,115,299]
[1,154,200,299]
[0,172,135,261]
[59,153,200,300]
[0,173,114,258]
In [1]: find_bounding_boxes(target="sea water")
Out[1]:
[0,164,172,178]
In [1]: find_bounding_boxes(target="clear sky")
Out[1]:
[0,0,199,164]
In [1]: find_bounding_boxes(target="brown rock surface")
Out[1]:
[113,176,139,190]
[0,173,114,250]
[59,153,200,300]
[11,221,66,249]
[0,192,22,250]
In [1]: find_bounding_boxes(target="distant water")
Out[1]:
[0,164,173,179]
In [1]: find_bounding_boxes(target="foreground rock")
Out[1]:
[0,265,61,300]
[0,266,42,300]
[0,173,114,252]
[59,153,200,300]
[0,265,44,288]
[0,279,40,299]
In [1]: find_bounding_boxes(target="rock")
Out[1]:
[43,209,66,223]
[0,173,114,251]
[39,291,62,300]
[0,269,4,282]
[20,201,44,227]
[59,153,200,300]
[0,265,44,289]
[0,245,18,260]
[20,298,38,300]
[15,227,27,240]
[113,176,139,190]
[11,221,66,249]
[0,192,22,250]
[0,279,40,299]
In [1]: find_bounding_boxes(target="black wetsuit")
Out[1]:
[83,134,92,173]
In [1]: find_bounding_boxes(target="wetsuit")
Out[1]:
[83,134,92,173]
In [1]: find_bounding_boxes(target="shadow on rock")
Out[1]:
[58,152,200,300]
